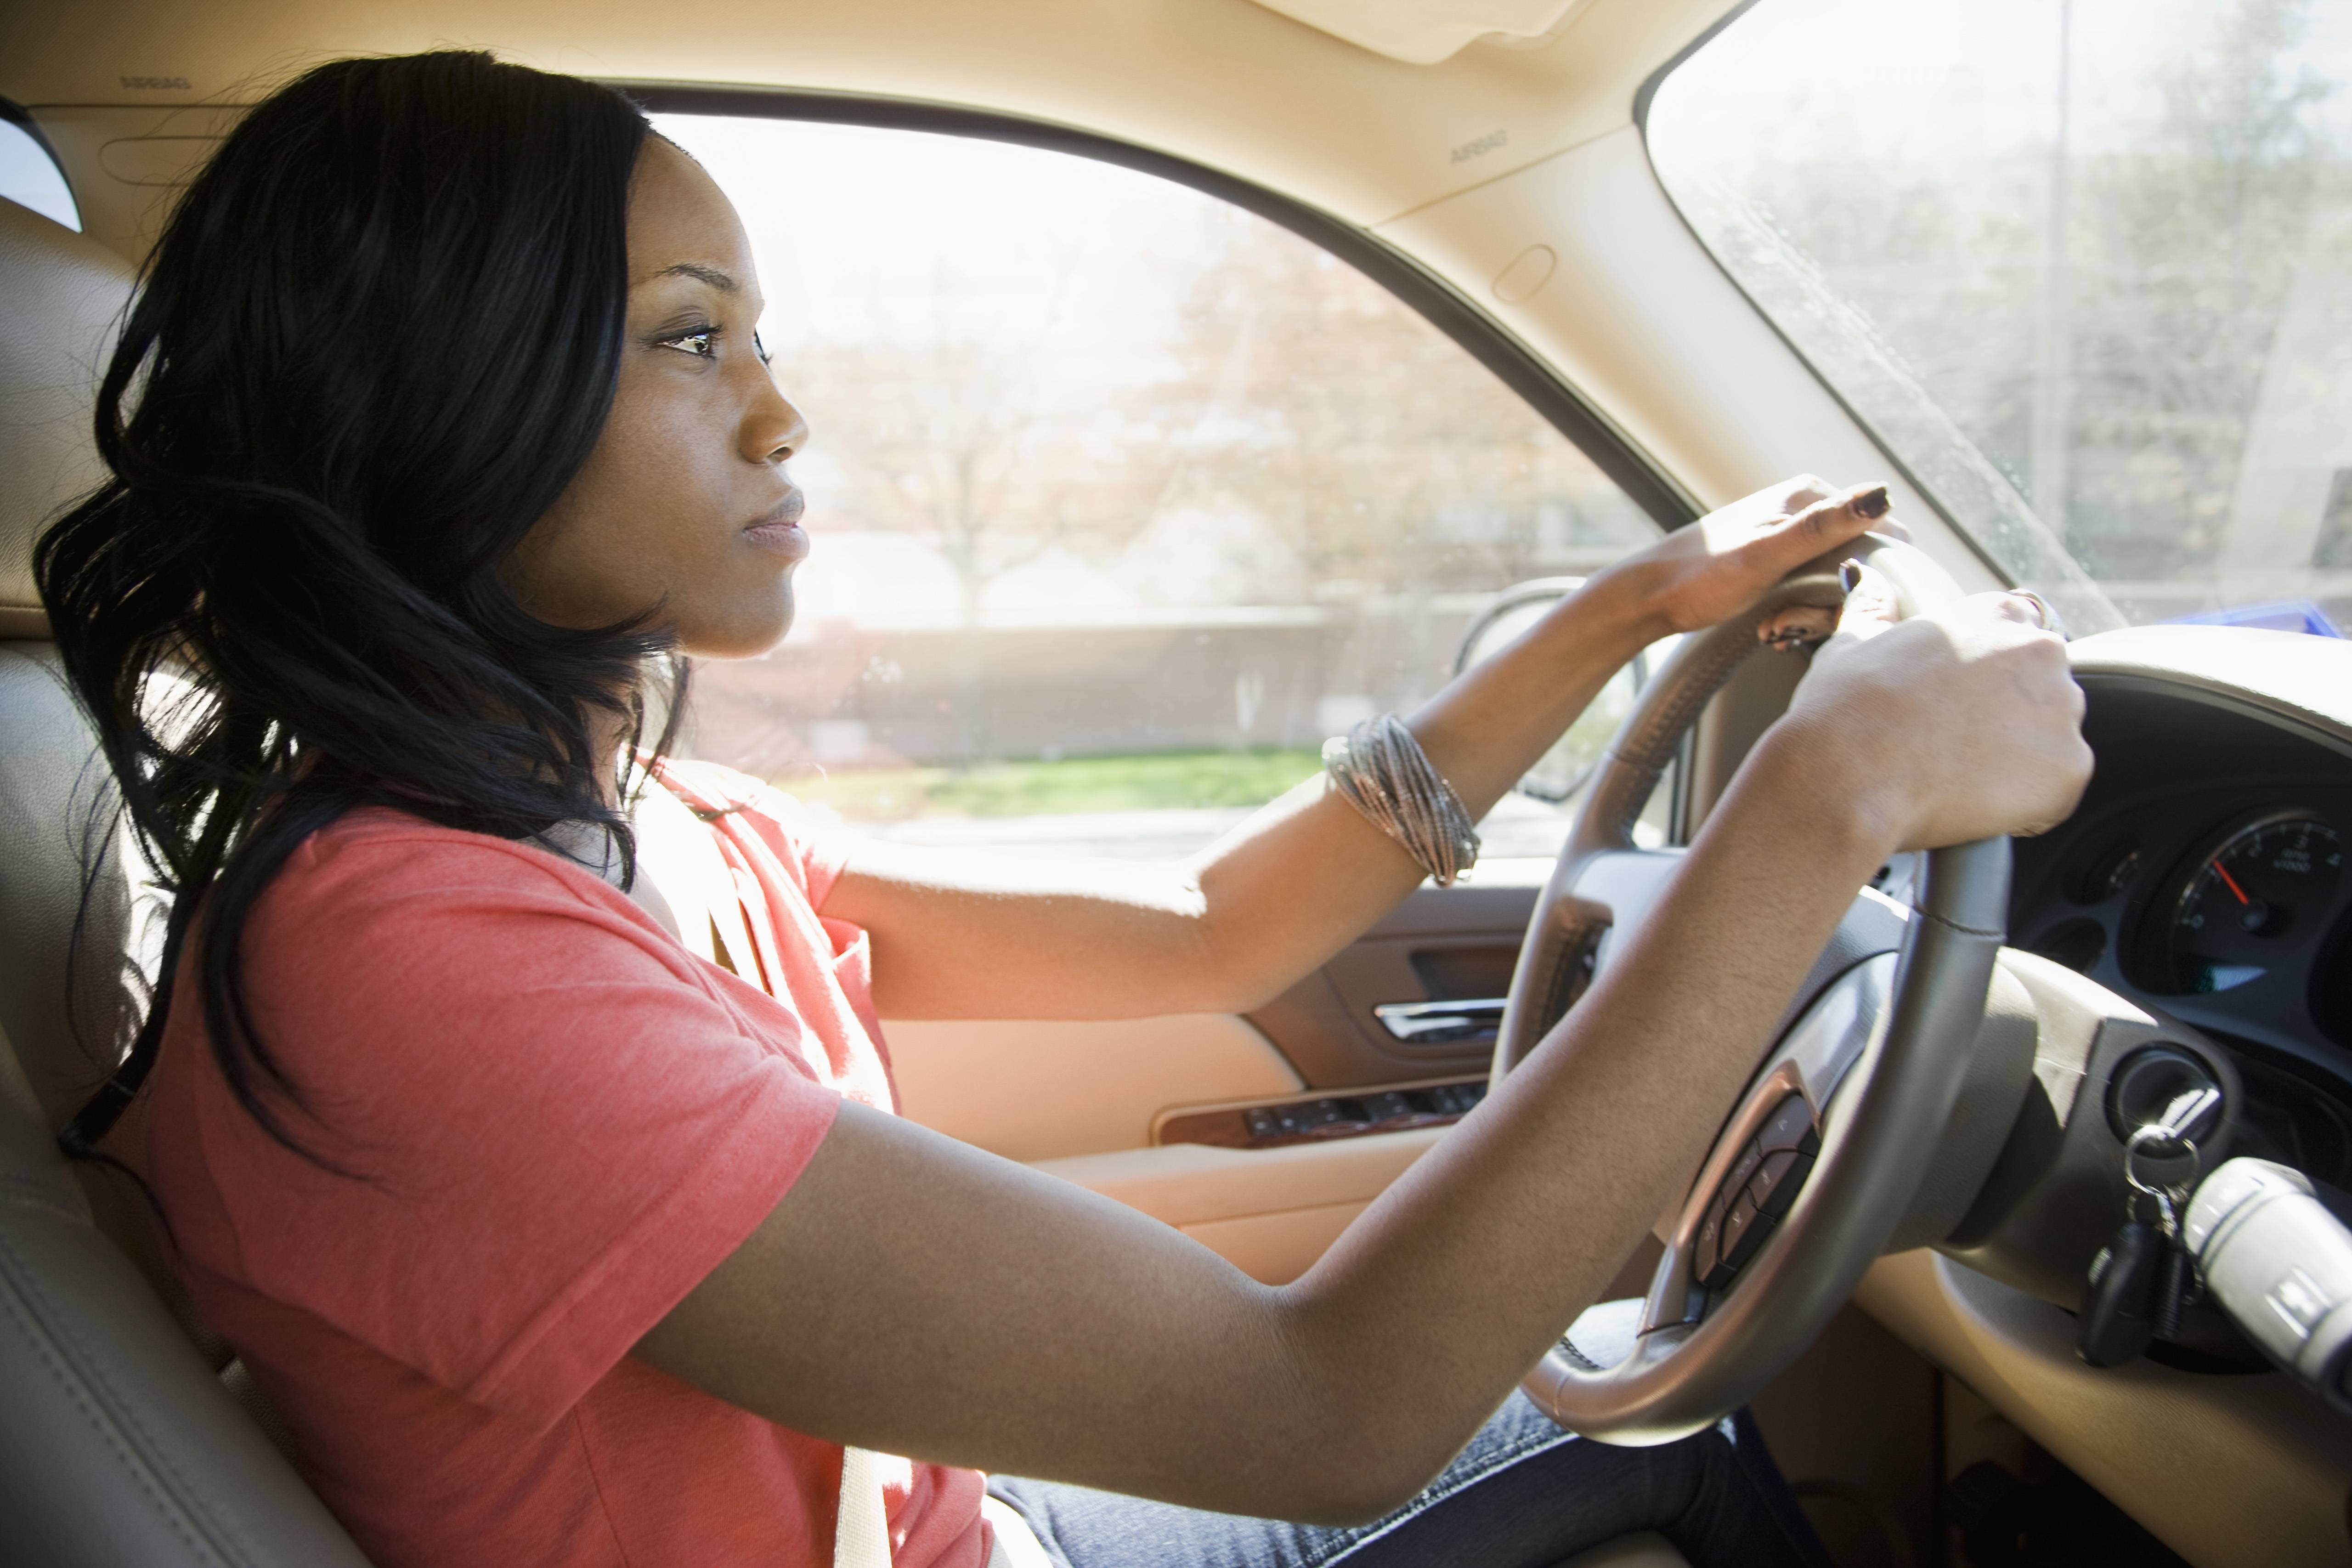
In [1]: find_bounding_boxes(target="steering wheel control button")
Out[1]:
[1691,1197,1730,1289]
[1719,1192,1773,1272]
[1690,1117,1808,1290]
[1722,1140,1765,1199]
[1747,1148,1811,1220]
[1755,1093,1821,1158]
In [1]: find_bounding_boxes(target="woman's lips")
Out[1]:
[742,491,809,561]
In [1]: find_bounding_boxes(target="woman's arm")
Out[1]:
[826,476,1886,1020]
[635,587,2091,1522]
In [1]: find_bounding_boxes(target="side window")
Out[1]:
[659,115,1662,861]
[0,110,79,231]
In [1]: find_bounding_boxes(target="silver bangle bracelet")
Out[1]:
[1322,713,1481,886]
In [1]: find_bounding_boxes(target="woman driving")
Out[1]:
[36,51,2092,1568]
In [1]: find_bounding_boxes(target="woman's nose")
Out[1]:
[752,402,809,463]
[747,383,808,465]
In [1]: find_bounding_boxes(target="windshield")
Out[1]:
[1648,0,2352,634]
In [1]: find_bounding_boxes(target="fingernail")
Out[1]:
[1853,485,1891,519]
[1839,559,1863,594]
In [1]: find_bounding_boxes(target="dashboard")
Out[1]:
[2011,671,2352,1189]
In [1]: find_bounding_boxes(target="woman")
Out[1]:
[36,51,2091,1568]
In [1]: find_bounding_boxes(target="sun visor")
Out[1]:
[1246,0,1594,64]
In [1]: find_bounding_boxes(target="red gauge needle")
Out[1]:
[2214,861,2251,905]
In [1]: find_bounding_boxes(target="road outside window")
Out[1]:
[1650,0,2352,632]
[656,116,1658,859]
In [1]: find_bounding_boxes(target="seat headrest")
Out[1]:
[0,198,137,640]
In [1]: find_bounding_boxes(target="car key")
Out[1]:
[2138,1090,2215,1341]
[2143,1083,2221,1160]
[2078,1214,2165,1367]
[2081,1091,2212,1367]
[2143,1138,2201,1343]
[2148,1187,2197,1340]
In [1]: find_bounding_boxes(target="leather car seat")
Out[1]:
[0,192,375,1568]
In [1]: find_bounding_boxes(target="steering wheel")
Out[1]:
[1493,534,2012,1445]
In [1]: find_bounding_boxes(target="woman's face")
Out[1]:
[504,136,810,660]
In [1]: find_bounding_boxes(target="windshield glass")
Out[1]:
[1648,0,2352,633]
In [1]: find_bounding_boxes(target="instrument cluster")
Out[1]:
[2024,797,2352,1040]
[2009,683,2352,1187]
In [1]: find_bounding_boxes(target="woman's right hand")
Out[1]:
[1775,567,2094,853]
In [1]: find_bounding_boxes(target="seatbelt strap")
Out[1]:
[980,1496,1057,1568]
[836,1446,893,1568]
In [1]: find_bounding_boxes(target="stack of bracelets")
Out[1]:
[1321,713,1481,887]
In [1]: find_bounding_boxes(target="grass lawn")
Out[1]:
[780,747,1323,821]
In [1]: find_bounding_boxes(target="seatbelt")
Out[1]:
[980,1495,1057,1568]
[837,1446,893,1568]
[840,1449,1055,1568]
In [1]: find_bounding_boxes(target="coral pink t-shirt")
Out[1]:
[144,763,989,1568]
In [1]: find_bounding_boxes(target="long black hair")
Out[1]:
[34,51,683,1163]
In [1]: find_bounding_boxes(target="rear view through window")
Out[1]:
[1650,0,2352,631]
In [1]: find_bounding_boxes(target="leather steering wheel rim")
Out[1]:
[1493,533,2013,1445]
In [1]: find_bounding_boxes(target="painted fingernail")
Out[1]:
[1839,560,1863,594]
[1852,485,1891,519]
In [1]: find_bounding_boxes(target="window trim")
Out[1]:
[620,82,1699,532]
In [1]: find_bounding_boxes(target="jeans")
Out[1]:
[987,1393,1830,1568]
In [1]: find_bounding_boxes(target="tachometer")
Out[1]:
[2164,813,2343,994]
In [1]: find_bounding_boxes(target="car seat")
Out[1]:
[0,192,379,1567]
[0,191,1689,1568]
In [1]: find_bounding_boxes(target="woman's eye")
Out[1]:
[753,331,772,367]
[662,328,718,359]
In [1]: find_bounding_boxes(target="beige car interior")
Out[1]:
[3,1,2351,1565]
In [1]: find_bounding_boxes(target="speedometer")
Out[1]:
[2164,813,2343,994]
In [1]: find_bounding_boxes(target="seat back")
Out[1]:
[0,191,141,1132]
[0,1024,373,1567]
[0,192,373,1568]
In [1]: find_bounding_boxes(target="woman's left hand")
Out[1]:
[1600,475,1899,638]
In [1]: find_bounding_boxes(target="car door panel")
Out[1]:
[888,865,1549,1165]
[1030,1128,1447,1284]
[1246,860,1548,1087]
[885,1013,1305,1164]
[888,867,1543,1282]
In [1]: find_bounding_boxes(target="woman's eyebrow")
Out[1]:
[645,261,738,292]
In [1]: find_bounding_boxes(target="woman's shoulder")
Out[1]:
[215,809,715,1097]
[246,808,670,978]
[281,805,620,909]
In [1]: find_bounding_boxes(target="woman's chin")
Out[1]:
[677,591,795,662]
